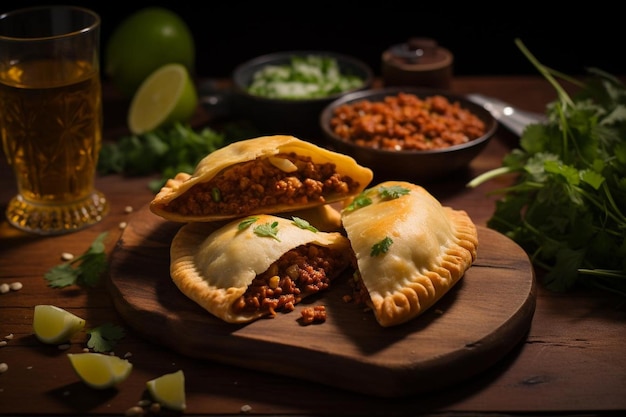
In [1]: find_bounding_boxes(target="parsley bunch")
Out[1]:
[469,39,626,298]
[98,122,240,193]
[98,121,260,193]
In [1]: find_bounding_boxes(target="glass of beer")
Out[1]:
[0,6,108,235]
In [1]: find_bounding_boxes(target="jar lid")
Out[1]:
[383,37,453,70]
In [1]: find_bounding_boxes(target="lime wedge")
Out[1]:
[147,369,186,411]
[128,63,198,135]
[33,305,85,344]
[67,352,133,389]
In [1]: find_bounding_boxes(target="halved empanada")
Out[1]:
[341,181,478,327]
[170,214,352,323]
[150,135,373,222]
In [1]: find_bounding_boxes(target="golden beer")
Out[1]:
[0,6,108,235]
[1,60,101,202]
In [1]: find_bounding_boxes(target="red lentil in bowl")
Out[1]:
[319,87,497,182]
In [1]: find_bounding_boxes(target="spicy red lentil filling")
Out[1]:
[300,305,327,324]
[163,152,360,216]
[329,93,486,151]
[346,254,372,307]
[232,244,349,316]
[347,271,372,307]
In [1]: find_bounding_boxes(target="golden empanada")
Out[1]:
[170,214,352,323]
[341,181,478,327]
[150,135,373,222]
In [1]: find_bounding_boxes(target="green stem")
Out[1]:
[576,183,626,228]
[578,268,626,279]
[515,39,574,108]
[466,166,513,188]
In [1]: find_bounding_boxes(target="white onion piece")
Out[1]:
[268,156,298,172]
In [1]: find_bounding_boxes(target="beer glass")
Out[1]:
[0,6,108,235]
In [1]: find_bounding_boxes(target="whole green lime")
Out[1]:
[105,7,195,97]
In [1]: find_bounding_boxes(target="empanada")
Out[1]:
[341,181,478,327]
[150,135,373,222]
[170,214,352,323]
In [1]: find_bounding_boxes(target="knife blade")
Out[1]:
[467,93,547,137]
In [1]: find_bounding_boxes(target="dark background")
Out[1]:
[3,2,624,79]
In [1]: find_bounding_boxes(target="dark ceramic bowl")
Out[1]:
[199,50,374,142]
[319,87,498,182]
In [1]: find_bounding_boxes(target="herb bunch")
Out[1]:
[468,39,626,298]
[97,121,258,193]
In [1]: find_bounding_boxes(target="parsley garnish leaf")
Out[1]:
[44,264,80,288]
[344,192,372,212]
[87,323,125,353]
[253,221,281,241]
[378,185,410,199]
[292,216,318,232]
[238,217,258,230]
[44,232,109,288]
[371,237,393,257]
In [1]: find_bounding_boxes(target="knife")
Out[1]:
[467,93,547,137]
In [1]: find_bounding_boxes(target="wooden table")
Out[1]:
[1,76,625,416]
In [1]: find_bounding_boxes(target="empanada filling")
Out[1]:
[348,270,373,306]
[232,243,349,317]
[163,153,361,216]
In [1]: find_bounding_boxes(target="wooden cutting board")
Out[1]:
[107,204,536,398]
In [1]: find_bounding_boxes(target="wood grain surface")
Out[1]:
[107,203,536,398]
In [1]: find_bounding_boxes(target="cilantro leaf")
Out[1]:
[253,221,281,241]
[378,185,410,199]
[44,232,109,288]
[87,323,125,353]
[78,252,109,287]
[344,192,372,212]
[291,216,318,232]
[371,237,393,257]
[44,264,80,288]
[238,217,258,230]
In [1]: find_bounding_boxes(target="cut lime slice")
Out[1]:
[67,352,133,389]
[127,63,198,135]
[147,369,186,411]
[33,305,86,344]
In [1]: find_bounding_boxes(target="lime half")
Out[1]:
[128,63,198,135]
[67,352,133,389]
[33,305,86,344]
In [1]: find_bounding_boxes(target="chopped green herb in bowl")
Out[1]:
[223,50,374,138]
[247,55,366,100]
